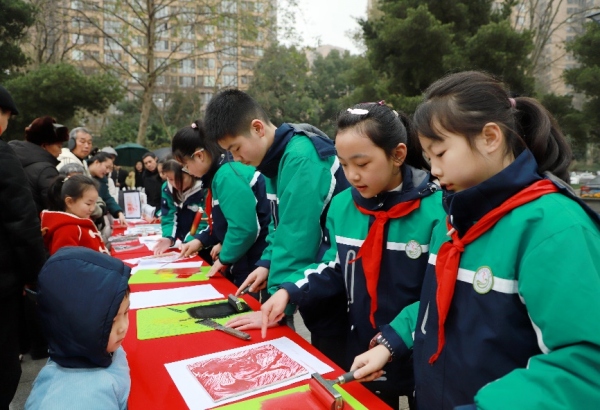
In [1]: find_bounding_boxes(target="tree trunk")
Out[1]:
[137,86,154,146]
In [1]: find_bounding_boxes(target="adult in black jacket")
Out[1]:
[0,86,47,409]
[142,152,163,209]
[9,116,69,214]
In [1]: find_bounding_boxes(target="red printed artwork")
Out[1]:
[187,344,308,402]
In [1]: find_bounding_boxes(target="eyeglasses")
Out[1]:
[181,149,204,173]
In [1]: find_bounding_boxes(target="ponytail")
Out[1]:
[336,102,429,171]
[397,111,430,170]
[513,97,572,183]
[414,71,572,183]
[47,174,99,212]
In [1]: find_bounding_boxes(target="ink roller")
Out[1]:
[308,371,356,410]
[227,294,245,312]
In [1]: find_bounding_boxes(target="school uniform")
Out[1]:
[385,151,600,409]
[41,210,109,255]
[193,157,270,286]
[281,165,444,403]
[161,180,206,244]
[256,123,350,352]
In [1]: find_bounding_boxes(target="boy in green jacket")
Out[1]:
[204,89,350,367]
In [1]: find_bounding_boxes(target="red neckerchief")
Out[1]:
[429,179,559,364]
[205,188,213,234]
[352,198,422,328]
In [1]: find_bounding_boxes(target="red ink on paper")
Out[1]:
[187,344,308,402]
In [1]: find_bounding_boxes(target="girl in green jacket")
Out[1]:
[351,71,600,410]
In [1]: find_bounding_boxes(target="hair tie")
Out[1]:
[191,123,197,129]
[347,108,369,115]
[64,176,70,182]
[509,98,516,108]
[377,100,386,106]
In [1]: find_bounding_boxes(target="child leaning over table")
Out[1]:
[25,247,131,410]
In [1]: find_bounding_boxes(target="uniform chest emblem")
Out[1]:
[187,204,199,212]
[405,240,422,259]
[473,266,494,294]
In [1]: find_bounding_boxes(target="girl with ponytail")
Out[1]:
[259,102,445,407]
[350,71,600,410]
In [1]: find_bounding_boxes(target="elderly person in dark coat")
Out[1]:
[9,116,69,214]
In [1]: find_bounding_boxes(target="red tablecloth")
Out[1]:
[111,226,390,409]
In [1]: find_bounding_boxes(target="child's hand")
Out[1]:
[260,289,289,338]
[225,311,280,331]
[210,243,222,260]
[153,238,172,255]
[117,212,127,225]
[180,239,202,257]
[207,259,226,277]
[350,345,390,382]
[235,266,269,296]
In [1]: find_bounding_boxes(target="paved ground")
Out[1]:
[11,312,408,409]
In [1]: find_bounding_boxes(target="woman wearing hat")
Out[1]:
[9,116,69,214]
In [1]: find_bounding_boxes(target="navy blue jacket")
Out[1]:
[37,247,131,368]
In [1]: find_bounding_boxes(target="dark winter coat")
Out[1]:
[8,140,60,215]
[0,139,46,297]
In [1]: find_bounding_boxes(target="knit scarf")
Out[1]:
[429,179,559,364]
[352,198,422,328]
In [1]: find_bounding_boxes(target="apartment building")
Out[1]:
[34,0,277,108]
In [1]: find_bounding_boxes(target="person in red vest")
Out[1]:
[350,71,600,410]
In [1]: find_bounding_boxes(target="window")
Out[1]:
[198,58,215,69]
[133,36,147,48]
[86,51,100,60]
[156,5,170,19]
[221,1,237,13]
[103,20,121,35]
[72,50,84,61]
[241,60,255,70]
[221,60,238,73]
[204,76,215,86]
[154,58,167,69]
[221,75,238,87]
[241,1,255,12]
[104,52,121,65]
[222,29,237,43]
[155,40,169,51]
[202,42,215,52]
[179,76,195,87]
[72,34,84,45]
[104,38,122,51]
[200,92,213,104]
[179,59,195,73]
[156,76,170,86]
[241,75,252,85]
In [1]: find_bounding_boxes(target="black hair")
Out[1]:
[172,119,225,171]
[161,159,196,199]
[88,151,113,165]
[204,89,271,142]
[142,152,157,161]
[336,102,429,170]
[47,174,99,212]
[413,71,572,183]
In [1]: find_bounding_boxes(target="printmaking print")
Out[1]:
[187,344,308,402]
